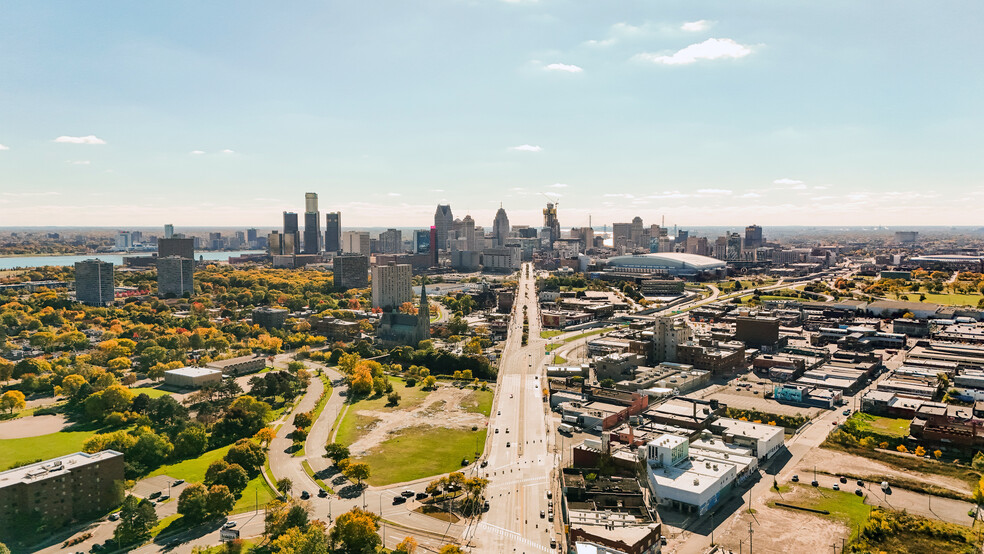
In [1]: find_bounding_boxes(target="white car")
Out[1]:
[223,521,237,529]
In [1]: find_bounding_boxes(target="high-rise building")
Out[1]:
[283,212,300,254]
[413,229,430,254]
[157,256,194,297]
[727,232,743,261]
[612,222,632,250]
[303,192,321,254]
[247,228,258,245]
[461,215,477,251]
[268,231,283,255]
[895,231,918,244]
[164,224,174,239]
[159,237,194,260]
[543,203,560,247]
[630,216,644,247]
[434,204,453,252]
[342,231,370,255]
[379,229,403,254]
[492,207,510,247]
[325,212,341,253]
[430,226,438,266]
[75,259,114,306]
[208,232,224,250]
[334,255,369,290]
[115,231,132,250]
[744,225,763,249]
[371,263,413,310]
[577,227,594,252]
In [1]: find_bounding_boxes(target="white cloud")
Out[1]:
[548,183,568,188]
[544,63,583,73]
[773,178,804,185]
[190,150,206,155]
[67,160,91,165]
[583,38,616,48]
[387,192,401,197]
[430,189,445,193]
[681,20,711,32]
[0,144,9,151]
[739,192,762,198]
[54,135,106,145]
[635,38,753,65]
[697,188,732,195]
[221,149,236,154]
[509,144,542,152]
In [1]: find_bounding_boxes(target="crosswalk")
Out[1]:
[488,475,548,489]
[476,522,551,553]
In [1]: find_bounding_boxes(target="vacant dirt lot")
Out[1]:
[797,448,973,495]
[348,386,487,456]
[0,414,70,438]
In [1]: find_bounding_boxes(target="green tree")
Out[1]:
[264,498,311,539]
[343,462,371,487]
[113,495,158,547]
[324,442,350,464]
[206,462,249,496]
[173,425,209,459]
[422,375,437,390]
[205,484,235,517]
[224,439,266,476]
[129,430,174,469]
[178,483,209,523]
[386,391,401,406]
[276,477,293,497]
[328,507,380,554]
[270,520,330,554]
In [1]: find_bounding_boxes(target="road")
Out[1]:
[469,262,558,553]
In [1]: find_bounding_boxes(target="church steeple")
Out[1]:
[418,279,431,340]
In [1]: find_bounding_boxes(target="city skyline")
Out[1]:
[1,1,982,227]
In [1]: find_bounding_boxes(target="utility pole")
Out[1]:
[749,521,754,554]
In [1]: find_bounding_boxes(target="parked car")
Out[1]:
[857,479,864,486]
[546,491,552,499]
[149,491,162,499]
[222,521,237,529]
[855,489,864,496]
[550,538,557,549]
[540,510,545,519]
[506,442,511,447]
[839,476,847,484]
[108,513,120,521]
[791,475,799,483]
[173,479,185,486]
[832,484,840,491]
[842,409,851,416]
[416,492,429,500]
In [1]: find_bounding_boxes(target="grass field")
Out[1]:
[128,386,171,398]
[334,376,431,447]
[852,413,910,438]
[540,330,563,339]
[920,292,982,307]
[553,354,567,365]
[772,485,871,539]
[0,426,101,468]
[359,426,487,486]
[460,389,494,416]
[146,443,275,513]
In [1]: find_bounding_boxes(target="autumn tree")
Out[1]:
[395,536,418,554]
[324,442,350,464]
[328,507,380,554]
[343,461,371,487]
[0,390,26,414]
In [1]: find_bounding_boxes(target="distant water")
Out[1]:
[0,251,265,270]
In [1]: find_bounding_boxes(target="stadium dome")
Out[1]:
[604,253,726,276]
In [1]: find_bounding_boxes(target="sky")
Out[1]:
[1,1,983,230]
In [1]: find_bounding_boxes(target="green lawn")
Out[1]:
[540,330,563,339]
[295,372,333,457]
[553,354,567,365]
[920,292,982,307]
[852,413,910,438]
[232,475,275,513]
[0,426,101,468]
[358,426,487,486]
[460,389,494,417]
[773,485,871,539]
[128,386,171,398]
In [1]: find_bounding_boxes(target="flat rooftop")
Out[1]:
[164,367,222,378]
[0,450,122,487]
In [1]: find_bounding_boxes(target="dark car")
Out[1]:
[857,479,864,486]
[839,476,847,484]
[791,475,799,483]
[401,490,415,497]
[149,491,162,499]
[416,492,429,500]
[393,496,406,505]
[506,442,511,447]
[855,489,864,496]
[300,491,310,500]
[318,489,328,498]
[480,460,488,468]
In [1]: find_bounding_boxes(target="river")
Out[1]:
[0,251,266,270]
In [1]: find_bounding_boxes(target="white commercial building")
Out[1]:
[709,418,785,460]
[342,231,370,255]
[163,367,222,389]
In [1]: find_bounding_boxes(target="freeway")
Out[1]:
[469,262,559,553]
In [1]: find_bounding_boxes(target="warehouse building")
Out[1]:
[164,367,223,389]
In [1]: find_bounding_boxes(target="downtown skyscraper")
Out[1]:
[303,192,321,254]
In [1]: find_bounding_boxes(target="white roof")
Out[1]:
[607,252,726,271]
[165,367,222,378]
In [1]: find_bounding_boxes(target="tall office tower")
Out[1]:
[630,216,644,246]
[342,231,370,255]
[713,236,728,260]
[208,232,224,250]
[115,231,132,250]
[283,212,300,254]
[303,192,321,254]
[744,225,763,249]
[413,230,430,254]
[612,222,632,250]
[492,207,510,247]
[895,231,918,244]
[676,230,689,245]
[578,227,594,252]
[247,228,258,244]
[164,224,174,239]
[460,215,477,250]
[434,204,453,252]
[325,212,341,253]
[429,227,438,266]
[157,256,195,297]
[334,255,369,289]
[268,231,283,255]
[543,203,560,247]
[158,237,194,260]
[371,263,412,310]
[727,232,743,261]
[379,229,403,254]
[75,260,115,307]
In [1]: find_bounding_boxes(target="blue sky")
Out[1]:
[1,1,982,229]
